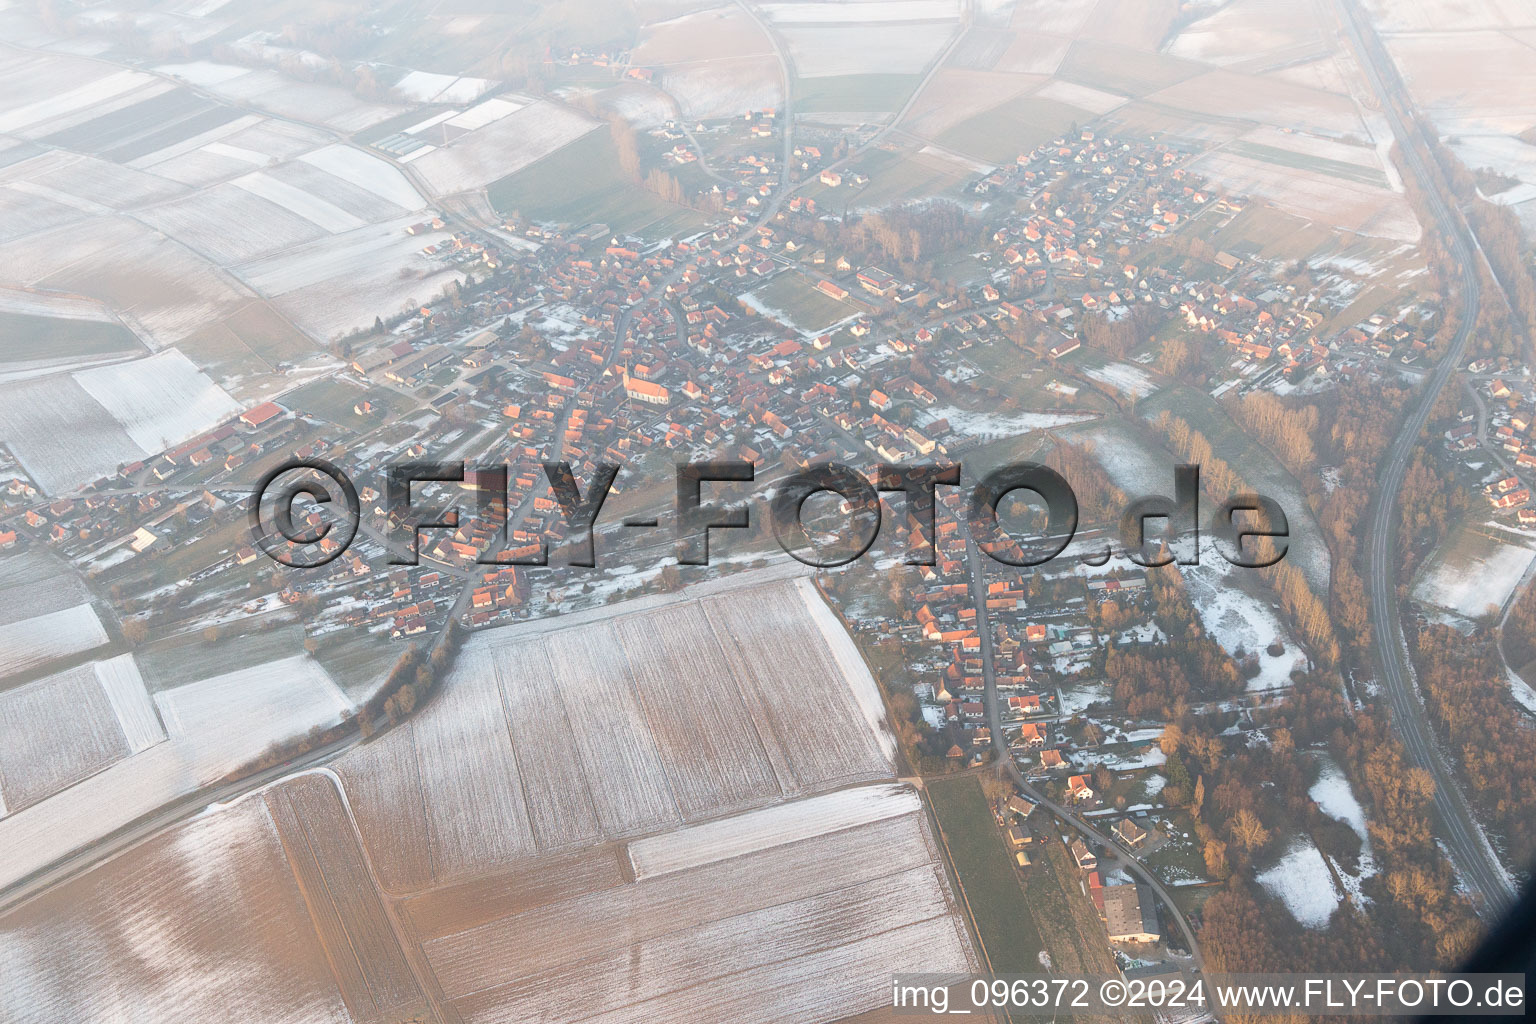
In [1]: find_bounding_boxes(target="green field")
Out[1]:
[282,377,379,425]
[747,271,857,332]
[136,624,307,694]
[1199,203,1336,262]
[0,311,141,365]
[225,301,316,366]
[487,128,706,237]
[926,775,1045,974]
[938,96,1090,165]
[1226,141,1389,188]
[793,74,923,113]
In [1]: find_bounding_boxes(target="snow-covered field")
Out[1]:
[1034,79,1126,114]
[422,801,974,1023]
[1193,149,1420,242]
[1069,420,1175,496]
[74,349,240,454]
[410,101,598,195]
[297,145,426,211]
[95,654,165,755]
[631,784,919,879]
[0,67,159,136]
[0,604,110,678]
[335,573,897,889]
[0,654,350,891]
[0,661,129,814]
[234,215,460,341]
[154,655,351,743]
[392,70,497,105]
[1082,360,1159,398]
[1258,837,1340,928]
[783,23,949,76]
[930,404,1093,439]
[230,171,365,233]
[0,798,355,1024]
[1413,532,1535,619]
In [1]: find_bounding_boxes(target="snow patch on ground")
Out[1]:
[1413,537,1535,619]
[628,783,918,878]
[929,405,1093,438]
[1082,361,1158,398]
[1258,837,1340,928]
[1179,559,1305,691]
[73,349,240,455]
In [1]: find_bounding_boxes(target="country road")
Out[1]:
[965,540,1204,969]
[1337,0,1518,916]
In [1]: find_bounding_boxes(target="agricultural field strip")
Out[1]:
[627,783,920,878]
[331,726,434,894]
[139,184,330,266]
[0,797,355,1024]
[0,662,128,812]
[333,566,882,890]
[424,809,944,998]
[490,646,604,848]
[265,775,427,1023]
[452,866,956,1024]
[125,112,264,170]
[409,644,537,882]
[402,846,629,942]
[0,553,94,626]
[703,580,897,792]
[298,144,426,210]
[93,654,165,754]
[792,578,900,762]
[564,917,971,1024]
[611,600,784,819]
[73,349,241,455]
[230,172,368,233]
[0,603,111,679]
[539,626,683,837]
[0,68,156,135]
[153,655,351,741]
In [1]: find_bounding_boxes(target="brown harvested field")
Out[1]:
[1385,29,1536,134]
[225,299,316,365]
[264,774,430,1024]
[1145,68,1364,136]
[904,69,1046,139]
[422,802,970,1021]
[634,4,773,64]
[1057,41,1204,97]
[1087,0,1181,50]
[0,799,353,1023]
[612,600,782,818]
[633,5,782,118]
[334,573,896,884]
[994,32,1071,75]
[401,846,629,942]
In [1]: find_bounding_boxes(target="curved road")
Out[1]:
[1338,0,1517,916]
[966,541,1204,968]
